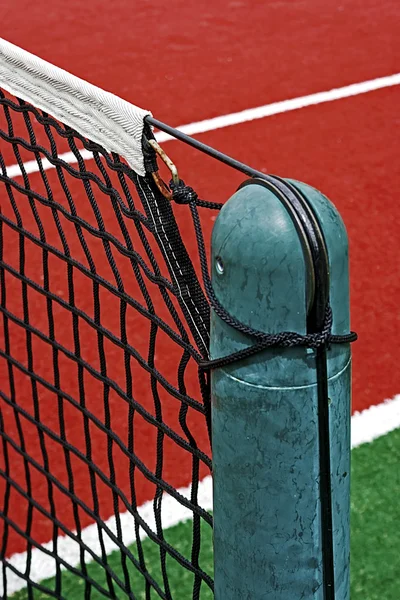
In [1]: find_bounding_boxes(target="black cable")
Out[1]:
[146,117,268,179]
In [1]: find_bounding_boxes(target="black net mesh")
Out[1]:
[0,89,214,599]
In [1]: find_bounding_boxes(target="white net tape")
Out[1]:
[0,38,151,176]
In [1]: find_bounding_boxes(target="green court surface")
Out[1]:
[12,428,400,599]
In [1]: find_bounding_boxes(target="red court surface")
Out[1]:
[1,0,399,556]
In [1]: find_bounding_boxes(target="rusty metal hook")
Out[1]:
[148,138,179,200]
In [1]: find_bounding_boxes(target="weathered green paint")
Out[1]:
[211,180,351,599]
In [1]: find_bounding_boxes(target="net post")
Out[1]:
[210,179,351,599]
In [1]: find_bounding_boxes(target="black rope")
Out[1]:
[200,307,357,371]
[170,179,223,210]
[170,180,357,373]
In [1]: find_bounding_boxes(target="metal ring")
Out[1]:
[148,139,179,185]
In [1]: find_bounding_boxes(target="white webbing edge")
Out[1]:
[0,38,151,176]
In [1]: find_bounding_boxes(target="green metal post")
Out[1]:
[211,180,351,599]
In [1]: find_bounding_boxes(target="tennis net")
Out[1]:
[0,38,215,599]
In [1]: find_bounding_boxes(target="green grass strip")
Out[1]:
[350,427,400,599]
[12,518,214,600]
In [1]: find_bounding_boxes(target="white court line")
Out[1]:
[4,72,400,179]
[155,73,400,142]
[351,394,400,448]
[2,394,400,594]
[5,149,94,179]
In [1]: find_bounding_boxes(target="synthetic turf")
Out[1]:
[11,428,400,599]
[2,3,399,591]
[351,428,400,599]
